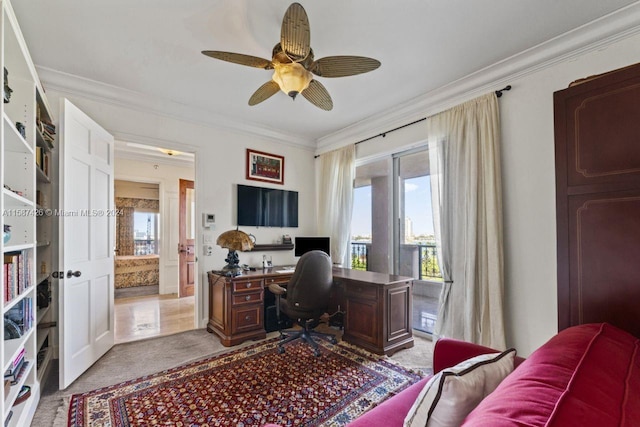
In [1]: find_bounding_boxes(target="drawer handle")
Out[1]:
[245,295,251,301]
[246,283,252,288]
[245,315,251,321]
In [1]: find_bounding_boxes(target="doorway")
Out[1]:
[114,180,161,299]
[113,145,196,343]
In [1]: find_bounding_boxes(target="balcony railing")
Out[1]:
[418,244,441,280]
[350,241,441,280]
[351,242,369,271]
[134,239,157,256]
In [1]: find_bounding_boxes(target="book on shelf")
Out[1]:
[3,250,33,304]
[43,153,49,177]
[7,361,29,386]
[35,146,43,169]
[36,119,56,136]
[10,348,25,371]
[4,358,24,384]
[36,119,56,148]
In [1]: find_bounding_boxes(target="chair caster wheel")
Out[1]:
[314,349,321,357]
[330,338,338,344]
[278,346,285,354]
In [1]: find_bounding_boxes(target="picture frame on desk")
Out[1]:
[246,148,284,185]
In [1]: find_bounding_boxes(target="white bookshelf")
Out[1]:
[1,0,54,424]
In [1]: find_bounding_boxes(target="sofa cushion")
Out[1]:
[462,323,640,427]
[404,349,516,427]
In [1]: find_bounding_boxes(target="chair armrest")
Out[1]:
[268,283,286,295]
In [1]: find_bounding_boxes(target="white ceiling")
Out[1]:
[11,0,639,146]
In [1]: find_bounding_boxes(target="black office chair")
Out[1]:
[268,250,337,356]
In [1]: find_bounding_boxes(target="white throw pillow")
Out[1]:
[404,348,516,427]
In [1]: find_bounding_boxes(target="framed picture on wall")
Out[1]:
[246,149,285,185]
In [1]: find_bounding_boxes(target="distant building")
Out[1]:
[405,217,414,242]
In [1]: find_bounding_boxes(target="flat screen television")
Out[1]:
[294,237,330,257]
[237,184,298,227]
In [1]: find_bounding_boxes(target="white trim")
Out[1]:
[316,1,640,153]
[36,66,317,149]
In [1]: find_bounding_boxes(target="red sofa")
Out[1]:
[347,322,639,426]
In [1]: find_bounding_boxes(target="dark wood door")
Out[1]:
[554,62,640,338]
[179,179,195,297]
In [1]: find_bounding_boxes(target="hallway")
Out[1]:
[115,294,195,344]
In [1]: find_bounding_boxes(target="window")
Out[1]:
[133,211,159,255]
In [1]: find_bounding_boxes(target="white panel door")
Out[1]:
[59,99,115,389]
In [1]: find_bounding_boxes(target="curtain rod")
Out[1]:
[314,85,511,158]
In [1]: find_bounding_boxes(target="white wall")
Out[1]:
[334,32,640,355]
[45,92,317,326]
[499,32,640,355]
[114,159,194,295]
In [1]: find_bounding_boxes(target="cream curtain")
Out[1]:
[317,145,356,267]
[428,93,506,349]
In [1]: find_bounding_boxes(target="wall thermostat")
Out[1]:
[203,213,215,229]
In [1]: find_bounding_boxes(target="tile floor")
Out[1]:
[413,294,438,335]
[114,294,195,344]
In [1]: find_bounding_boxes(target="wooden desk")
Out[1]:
[207,267,414,355]
[333,268,414,356]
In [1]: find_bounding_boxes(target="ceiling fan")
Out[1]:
[202,2,381,111]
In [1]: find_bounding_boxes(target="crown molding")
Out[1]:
[316,1,640,153]
[36,66,317,150]
[115,150,195,168]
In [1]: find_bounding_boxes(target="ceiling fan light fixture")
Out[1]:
[272,62,312,99]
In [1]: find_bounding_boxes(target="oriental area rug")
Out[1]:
[67,337,423,427]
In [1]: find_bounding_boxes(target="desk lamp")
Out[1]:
[216,228,254,276]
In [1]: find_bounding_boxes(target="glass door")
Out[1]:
[394,148,441,334]
[351,148,441,335]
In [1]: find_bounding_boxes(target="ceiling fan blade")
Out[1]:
[281,3,311,62]
[248,81,281,106]
[311,56,381,77]
[202,51,273,69]
[302,80,333,111]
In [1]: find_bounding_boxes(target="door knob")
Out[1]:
[67,270,82,278]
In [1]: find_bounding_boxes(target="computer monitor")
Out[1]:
[294,237,330,257]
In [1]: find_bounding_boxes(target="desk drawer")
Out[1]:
[265,275,292,286]
[345,282,377,300]
[232,306,263,332]
[232,279,263,292]
[232,290,263,306]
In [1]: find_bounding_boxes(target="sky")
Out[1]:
[134,212,156,238]
[351,175,434,237]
